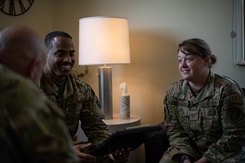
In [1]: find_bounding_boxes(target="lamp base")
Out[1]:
[98,66,113,119]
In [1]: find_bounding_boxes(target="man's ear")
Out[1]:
[27,58,40,83]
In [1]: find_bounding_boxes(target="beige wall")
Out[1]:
[0,0,53,40]
[1,0,244,162]
[51,0,245,126]
[1,0,244,126]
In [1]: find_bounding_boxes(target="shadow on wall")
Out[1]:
[122,30,180,124]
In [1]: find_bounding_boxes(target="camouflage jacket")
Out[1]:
[0,64,79,163]
[39,66,111,145]
[163,72,245,163]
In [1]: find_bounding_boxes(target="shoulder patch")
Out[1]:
[227,106,245,123]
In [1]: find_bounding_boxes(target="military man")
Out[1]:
[39,31,129,162]
[0,26,79,162]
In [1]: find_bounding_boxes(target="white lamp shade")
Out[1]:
[79,16,131,65]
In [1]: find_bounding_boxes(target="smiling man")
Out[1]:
[39,31,129,163]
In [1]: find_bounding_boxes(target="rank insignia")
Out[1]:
[189,111,199,121]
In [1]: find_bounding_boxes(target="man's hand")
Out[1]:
[109,147,130,163]
[194,156,210,163]
[183,160,192,163]
[180,155,192,163]
[74,143,96,163]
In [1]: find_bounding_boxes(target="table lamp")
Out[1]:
[79,16,131,119]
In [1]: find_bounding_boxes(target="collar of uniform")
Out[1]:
[193,72,215,103]
[41,66,59,95]
[42,66,74,99]
[188,71,215,104]
[172,71,215,104]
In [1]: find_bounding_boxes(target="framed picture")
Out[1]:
[235,0,245,66]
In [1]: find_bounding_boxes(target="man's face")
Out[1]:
[47,36,75,78]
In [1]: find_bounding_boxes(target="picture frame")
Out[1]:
[235,0,245,66]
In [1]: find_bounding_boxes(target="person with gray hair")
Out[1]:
[0,25,79,162]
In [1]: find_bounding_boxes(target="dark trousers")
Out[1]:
[144,126,169,163]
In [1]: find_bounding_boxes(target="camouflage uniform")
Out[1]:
[0,64,79,163]
[160,72,245,163]
[39,66,111,146]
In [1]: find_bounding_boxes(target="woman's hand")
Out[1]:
[74,143,96,163]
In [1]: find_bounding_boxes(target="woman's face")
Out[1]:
[178,50,210,82]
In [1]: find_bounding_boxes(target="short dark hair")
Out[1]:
[178,38,217,65]
[44,31,72,49]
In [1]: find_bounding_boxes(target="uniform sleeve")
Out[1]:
[6,81,79,163]
[163,94,200,161]
[203,85,245,162]
[79,85,111,146]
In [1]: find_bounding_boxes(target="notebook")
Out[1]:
[90,124,163,155]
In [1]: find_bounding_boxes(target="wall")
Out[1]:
[1,0,244,125]
[1,0,245,161]
[51,0,245,126]
[0,0,52,40]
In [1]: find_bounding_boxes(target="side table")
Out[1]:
[103,113,142,163]
[103,113,141,131]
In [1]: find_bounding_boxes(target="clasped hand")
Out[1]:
[74,143,130,163]
[109,147,131,163]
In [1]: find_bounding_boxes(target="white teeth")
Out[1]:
[61,65,71,70]
[182,70,189,73]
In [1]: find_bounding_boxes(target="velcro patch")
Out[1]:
[200,100,219,107]
[227,106,244,123]
[171,101,188,107]
[230,95,244,104]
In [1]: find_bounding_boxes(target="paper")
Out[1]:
[120,82,128,96]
